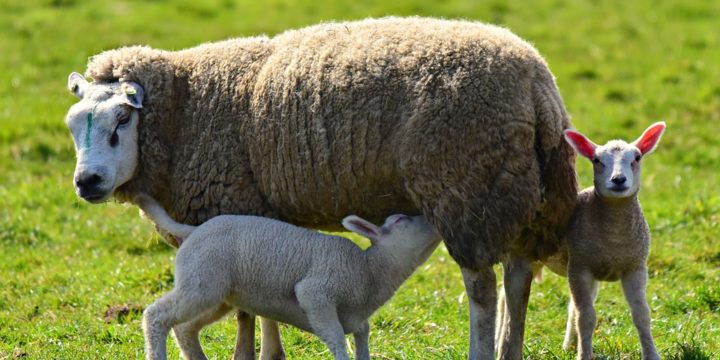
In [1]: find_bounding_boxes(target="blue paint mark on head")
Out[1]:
[84,104,98,150]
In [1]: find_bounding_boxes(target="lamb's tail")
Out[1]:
[134,193,196,241]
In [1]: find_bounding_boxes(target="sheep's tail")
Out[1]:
[518,65,578,261]
[134,193,196,240]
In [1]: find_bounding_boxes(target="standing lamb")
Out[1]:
[498,122,665,360]
[63,17,577,359]
[135,194,441,360]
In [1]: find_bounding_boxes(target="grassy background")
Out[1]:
[1,0,718,358]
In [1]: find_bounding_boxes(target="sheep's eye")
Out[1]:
[592,158,601,165]
[635,155,642,162]
[117,113,131,126]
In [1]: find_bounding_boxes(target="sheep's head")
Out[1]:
[342,214,441,264]
[564,122,666,199]
[64,72,144,203]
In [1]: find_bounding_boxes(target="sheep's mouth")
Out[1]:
[609,185,629,193]
[77,189,112,203]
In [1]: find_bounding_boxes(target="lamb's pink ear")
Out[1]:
[564,129,597,159]
[632,122,666,155]
[342,215,381,243]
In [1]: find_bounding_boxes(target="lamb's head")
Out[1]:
[564,122,666,199]
[64,72,144,203]
[342,214,441,263]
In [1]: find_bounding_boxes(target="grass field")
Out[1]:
[1,0,718,359]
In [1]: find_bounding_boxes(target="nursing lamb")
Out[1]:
[135,194,441,360]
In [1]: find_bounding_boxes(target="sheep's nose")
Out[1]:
[75,173,103,189]
[611,175,627,185]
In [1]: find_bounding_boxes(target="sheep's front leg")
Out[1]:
[352,320,370,360]
[621,268,659,360]
[461,265,497,360]
[497,256,533,360]
[259,318,286,360]
[567,268,597,360]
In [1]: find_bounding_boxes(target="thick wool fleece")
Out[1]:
[85,17,576,267]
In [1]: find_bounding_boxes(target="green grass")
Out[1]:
[1,0,718,358]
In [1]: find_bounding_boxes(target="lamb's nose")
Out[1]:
[611,175,627,185]
[75,173,103,189]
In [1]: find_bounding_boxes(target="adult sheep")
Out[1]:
[63,17,577,359]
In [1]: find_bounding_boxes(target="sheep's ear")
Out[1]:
[564,129,597,159]
[631,122,666,155]
[120,81,144,109]
[342,215,381,243]
[67,72,88,99]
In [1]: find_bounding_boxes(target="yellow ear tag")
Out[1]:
[123,84,137,95]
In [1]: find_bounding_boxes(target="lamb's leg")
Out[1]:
[233,311,258,360]
[621,268,659,360]
[567,268,597,360]
[562,297,577,350]
[353,320,370,360]
[296,285,350,360]
[259,317,286,360]
[143,289,215,360]
[143,294,174,360]
[563,280,598,351]
[460,265,497,360]
[497,256,533,360]
[306,308,348,360]
[172,303,234,360]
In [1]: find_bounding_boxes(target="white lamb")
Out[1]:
[135,194,441,360]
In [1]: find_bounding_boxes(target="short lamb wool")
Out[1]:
[135,194,441,360]
[502,122,666,360]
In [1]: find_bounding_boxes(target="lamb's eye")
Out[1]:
[392,215,411,225]
[635,155,642,162]
[592,158,601,165]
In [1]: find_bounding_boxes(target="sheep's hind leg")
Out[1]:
[172,303,235,360]
[259,317,286,360]
[497,256,533,360]
[621,268,659,360]
[495,286,508,346]
[234,311,258,360]
[461,265,497,360]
